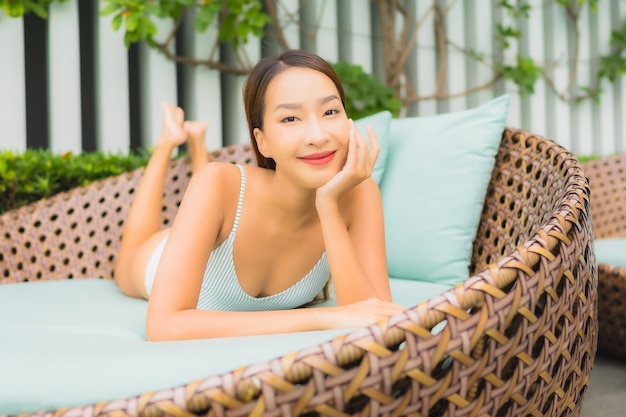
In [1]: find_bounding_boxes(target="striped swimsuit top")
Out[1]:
[145,164,331,311]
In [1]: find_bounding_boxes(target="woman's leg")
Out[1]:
[114,103,188,297]
[183,120,209,173]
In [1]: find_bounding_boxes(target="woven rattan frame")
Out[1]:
[582,155,626,359]
[0,128,596,416]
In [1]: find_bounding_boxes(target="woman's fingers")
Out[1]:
[349,120,379,177]
[183,120,208,138]
[365,124,380,163]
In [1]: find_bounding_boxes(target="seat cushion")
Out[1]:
[0,278,451,413]
[594,237,626,268]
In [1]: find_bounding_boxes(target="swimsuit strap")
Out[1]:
[231,164,246,234]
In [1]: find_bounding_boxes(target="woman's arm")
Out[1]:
[315,121,391,305]
[316,179,391,305]
[147,298,402,340]
[146,162,402,340]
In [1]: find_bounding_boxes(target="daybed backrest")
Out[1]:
[0,144,254,284]
[581,154,626,239]
[471,128,588,273]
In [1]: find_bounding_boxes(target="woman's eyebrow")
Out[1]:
[320,94,340,104]
[274,95,340,111]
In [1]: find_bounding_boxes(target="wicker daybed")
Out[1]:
[582,155,626,359]
[0,127,596,416]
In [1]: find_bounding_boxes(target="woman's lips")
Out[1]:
[298,151,336,166]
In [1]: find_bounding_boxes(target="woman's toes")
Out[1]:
[184,121,208,141]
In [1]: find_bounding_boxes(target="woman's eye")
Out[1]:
[324,109,340,116]
[281,116,296,123]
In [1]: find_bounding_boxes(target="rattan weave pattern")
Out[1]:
[1,130,596,416]
[582,155,626,359]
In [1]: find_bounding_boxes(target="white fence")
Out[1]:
[0,0,625,157]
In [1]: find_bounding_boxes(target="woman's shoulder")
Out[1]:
[193,161,242,183]
[191,162,271,191]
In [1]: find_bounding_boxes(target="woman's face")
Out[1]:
[253,67,350,188]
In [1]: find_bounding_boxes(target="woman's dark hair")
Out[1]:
[243,49,346,169]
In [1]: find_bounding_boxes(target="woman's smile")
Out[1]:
[298,150,336,166]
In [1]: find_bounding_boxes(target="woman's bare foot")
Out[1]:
[184,120,209,173]
[158,102,187,149]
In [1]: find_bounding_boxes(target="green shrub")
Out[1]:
[0,148,150,214]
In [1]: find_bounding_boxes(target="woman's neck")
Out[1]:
[263,171,319,229]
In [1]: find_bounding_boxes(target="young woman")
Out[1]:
[114,49,405,340]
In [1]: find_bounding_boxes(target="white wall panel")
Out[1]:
[617,1,626,153]
[48,1,82,154]
[343,0,372,72]
[526,0,548,137]
[499,3,522,131]
[226,40,260,146]
[141,19,178,150]
[446,1,468,113]
[415,2,437,117]
[596,3,618,156]
[0,17,26,152]
[280,0,300,50]
[96,10,130,154]
[316,0,339,62]
[548,2,573,151]
[574,5,594,157]
[472,1,496,109]
[186,25,223,151]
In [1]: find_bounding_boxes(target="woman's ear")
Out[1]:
[253,127,271,158]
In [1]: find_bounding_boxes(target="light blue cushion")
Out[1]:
[353,110,392,184]
[0,277,449,413]
[380,95,510,285]
[594,238,626,268]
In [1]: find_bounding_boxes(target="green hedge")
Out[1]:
[0,149,151,214]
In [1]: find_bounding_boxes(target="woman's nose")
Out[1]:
[306,119,328,146]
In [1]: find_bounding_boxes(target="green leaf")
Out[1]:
[4,3,25,17]
[111,13,123,31]
[144,4,161,15]
[126,12,139,32]
[25,1,48,19]
[195,4,218,32]
[100,3,119,16]
[219,13,236,41]
[236,21,250,41]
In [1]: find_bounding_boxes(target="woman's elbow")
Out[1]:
[146,319,168,341]
[145,310,176,341]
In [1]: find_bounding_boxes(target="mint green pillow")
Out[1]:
[354,110,392,184]
[380,95,510,284]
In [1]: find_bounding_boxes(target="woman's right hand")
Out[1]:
[315,120,379,211]
[326,298,407,329]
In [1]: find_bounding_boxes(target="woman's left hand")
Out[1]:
[316,119,380,209]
